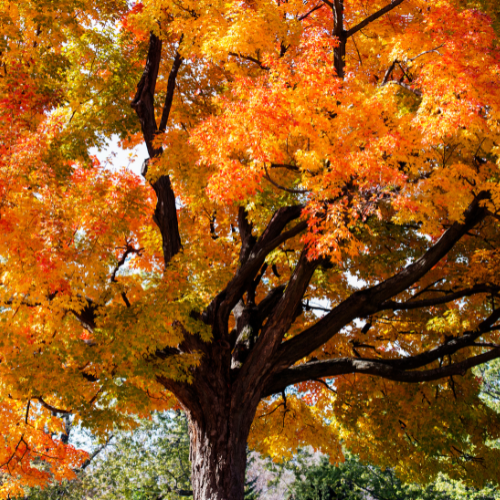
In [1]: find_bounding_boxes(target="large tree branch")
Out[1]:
[373,306,500,371]
[333,0,346,78]
[274,192,489,368]
[345,0,406,39]
[152,176,182,266]
[131,32,163,158]
[379,284,500,312]
[265,301,500,396]
[131,33,182,267]
[264,347,500,396]
[265,307,500,395]
[201,205,306,334]
[71,298,99,333]
[235,251,321,390]
[238,207,257,265]
[159,40,184,133]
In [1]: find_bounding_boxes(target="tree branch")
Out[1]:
[35,397,71,415]
[80,434,114,470]
[240,250,321,378]
[263,163,310,194]
[238,207,257,265]
[379,284,500,312]
[110,243,143,283]
[382,59,398,85]
[131,33,182,268]
[274,192,489,368]
[385,80,423,98]
[71,298,99,333]
[131,32,163,158]
[298,3,325,21]
[159,39,184,133]
[345,0,406,39]
[373,306,500,371]
[265,305,500,395]
[202,205,307,332]
[228,52,269,70]
[264,347,500,396]
[152,175,182,266]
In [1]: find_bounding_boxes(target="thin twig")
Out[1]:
[263,163,310,194]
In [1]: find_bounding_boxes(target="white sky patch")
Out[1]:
[90,135,148,177]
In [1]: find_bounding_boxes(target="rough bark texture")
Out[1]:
[187,396,257,500]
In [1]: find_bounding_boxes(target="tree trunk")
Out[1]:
[188,404,255,500]
[334,36,346,78]
[333,0,346,79]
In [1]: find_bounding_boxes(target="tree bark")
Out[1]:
[131,32,183,268]
[188,413,251,500]
[184,382,258,500]
[333,0,346,78]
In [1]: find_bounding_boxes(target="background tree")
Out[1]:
[2,1,500,500]
[287,454,500,500]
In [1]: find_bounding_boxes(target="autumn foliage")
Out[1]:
[2,0,500,498]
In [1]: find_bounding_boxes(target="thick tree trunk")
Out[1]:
[188,405,255,500]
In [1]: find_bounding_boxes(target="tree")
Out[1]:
[287,454,500,500]
[24,411,259,500]
[2,0,500,499]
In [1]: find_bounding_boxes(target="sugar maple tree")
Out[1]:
[2,0,500,499]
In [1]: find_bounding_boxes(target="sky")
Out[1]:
[91,135,148,177]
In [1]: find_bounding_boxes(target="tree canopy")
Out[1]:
[1,0,500,499]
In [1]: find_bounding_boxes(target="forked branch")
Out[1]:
[265,304,500,395]
[202,205,307,332]
[131,32,183,267]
